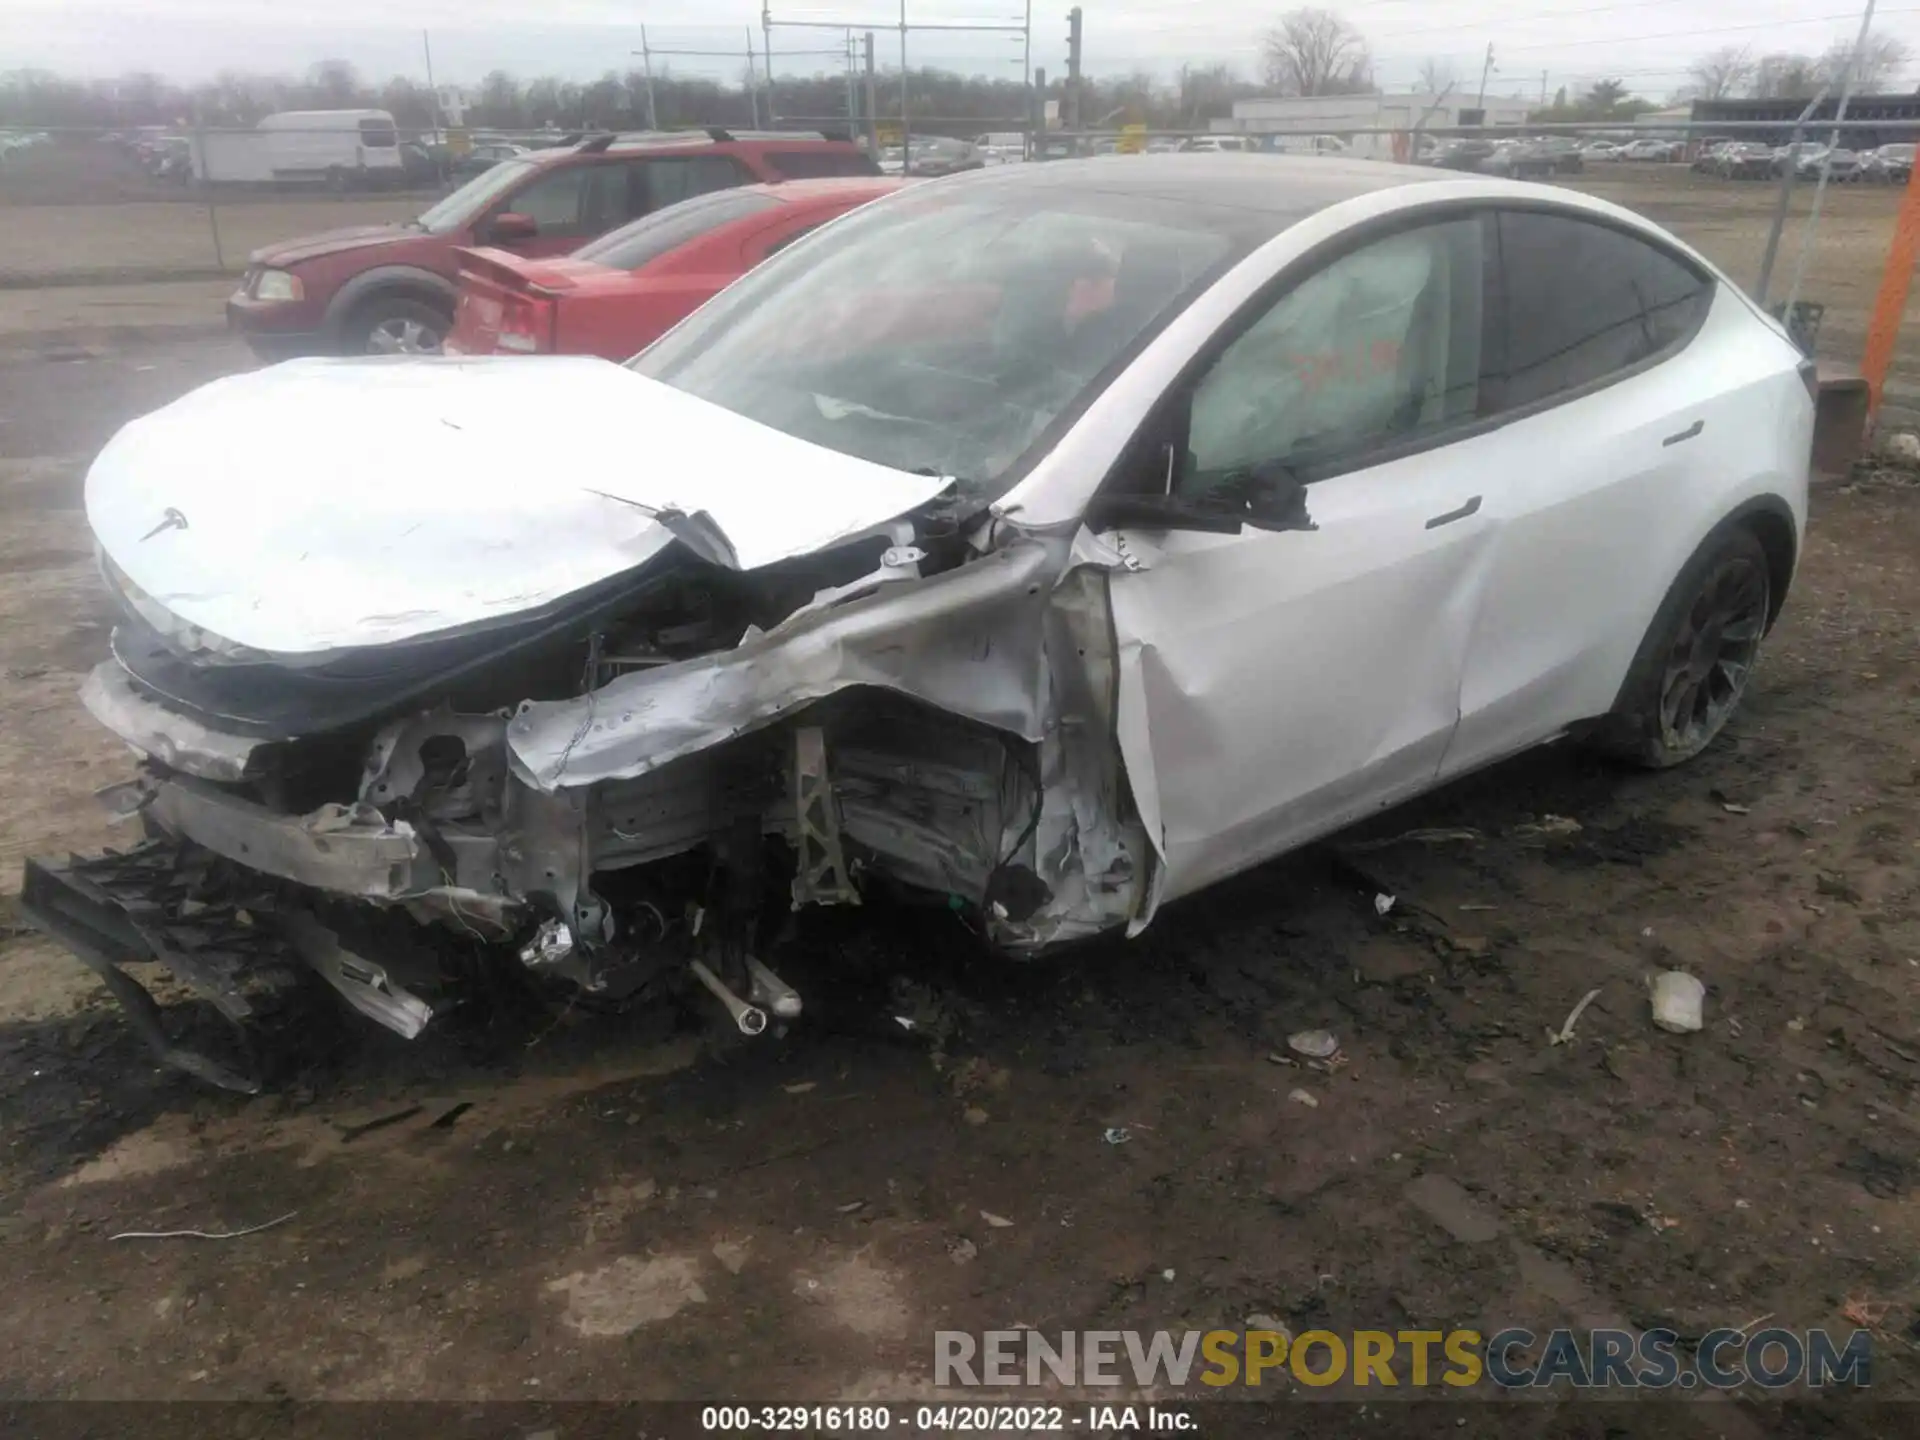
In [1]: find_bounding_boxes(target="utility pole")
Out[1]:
[1022,0,1033,157]
[636,26,659,129]
[421,30,440,143]
[899,0,910,173]
[1476,43,1494,110]
[863,32,880,157]
[1066,6,1083,142]
[1033,65,1047,146]
[1539,69,1548,107]
[745,26,762,128]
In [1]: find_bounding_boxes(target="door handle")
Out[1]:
[1662,419,1705,447]
[1425,495,1482,529]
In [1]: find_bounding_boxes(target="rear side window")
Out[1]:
[761,148,883,179]
[576,190,784,270]
[641,155,749,214]
[357,119,397,148]
[1489,211,1711,411]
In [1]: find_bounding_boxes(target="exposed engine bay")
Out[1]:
[28,484,1151,1092]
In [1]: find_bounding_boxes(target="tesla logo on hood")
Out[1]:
[140,507,189,541]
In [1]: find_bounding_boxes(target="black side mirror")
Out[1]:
[1085,493,1245,534]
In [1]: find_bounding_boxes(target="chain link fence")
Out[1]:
[3,117,1915,430]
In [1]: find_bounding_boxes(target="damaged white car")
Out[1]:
[25,156,1813,1090]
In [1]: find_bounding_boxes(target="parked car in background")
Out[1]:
[41,156,1813,1084]
[1621,139,1679,162]
[1794,145,1861,180]
[1582,141,1621,161]
[452,139,533,179]
[1710,143,1776,180]
[879,135,983,175]
[1428,138,1497,172]
[1862,142,1917,183]
[1180,135,1257,153]
[226,128,880,359]
[446,176,904,359]
[1486,136,1583,178]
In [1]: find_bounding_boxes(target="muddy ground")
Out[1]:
[0,336,1918,1434]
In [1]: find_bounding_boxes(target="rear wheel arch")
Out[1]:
[1594,496,1797,766]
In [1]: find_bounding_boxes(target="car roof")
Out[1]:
[745,175,911,205]
[934,153,1447,216]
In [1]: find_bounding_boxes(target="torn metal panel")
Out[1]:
[148,774,425,899]
[508,538,1063,792]
[789,726,859,908]
[81,660,267,783]
[86,356,953,657]
[280,910,433,1039]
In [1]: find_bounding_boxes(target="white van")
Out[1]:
[257,109,404,188]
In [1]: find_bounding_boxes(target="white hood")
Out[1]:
[86,356,950,657]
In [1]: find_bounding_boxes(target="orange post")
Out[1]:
[1861,154,1920,415]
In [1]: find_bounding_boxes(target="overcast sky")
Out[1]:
[0,0,1908,102]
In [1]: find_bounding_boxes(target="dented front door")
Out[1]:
[1107,455,1496,909]
[1100,214,1501,911]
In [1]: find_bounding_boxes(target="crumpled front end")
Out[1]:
[25,491,1153,1090]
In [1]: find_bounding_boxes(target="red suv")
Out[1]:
[225,128,879,359]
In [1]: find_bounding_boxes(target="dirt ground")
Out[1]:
[1,330,1918,1431]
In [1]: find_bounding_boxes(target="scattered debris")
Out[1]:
[110,1211,297,1242]
[334,1104,425,1142]
[1161,1268,1176,1282]
[1246,1314,1291,1341]
[893,1016,917,1032]
[1373,893,1396,917]
[1842,1297,1893,1328]
[1510,815,1582,840]
[1881,429,1920,466]
[948,1237,978,1265]
[981,1210,1014,1229]
[430,1101,473,1130]
[1787,1017,1807,1032]
[1287,1029,1341,1060]
[1721,803,1751,816]
[1650,971,1706,1034]
[1548,987,1604,1046]
[1102,1126,1133,1145]
[1458,902,1498,912]
[783,1082,818,1095]
[1288,1089,1320,1109]
[835,1199,866,1215]
[962,1107,989,1127]
[1344,827,1482,853]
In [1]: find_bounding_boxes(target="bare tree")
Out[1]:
[1751,52,1820,99]
[1816,32,1912,92]
[1416,58,1454,95]
[1686,46,1753,101]
[1261,8,1373,97]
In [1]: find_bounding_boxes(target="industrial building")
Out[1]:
[1212,92,1533,160]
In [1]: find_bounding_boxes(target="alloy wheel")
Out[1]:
[1657,554,1769,754]
[366,318,442,355]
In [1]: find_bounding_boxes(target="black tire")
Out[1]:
[345,295,449,356]
[1595,525,1772,769]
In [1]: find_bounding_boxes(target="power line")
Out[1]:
[1391,6,1920,57]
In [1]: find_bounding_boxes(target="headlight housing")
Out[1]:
[253,268,304,303]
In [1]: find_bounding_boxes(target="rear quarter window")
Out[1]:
[1488,210,1712,412]
[761,149,883,179]
[577,190,784,270]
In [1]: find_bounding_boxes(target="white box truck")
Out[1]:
[258,109,404,188]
